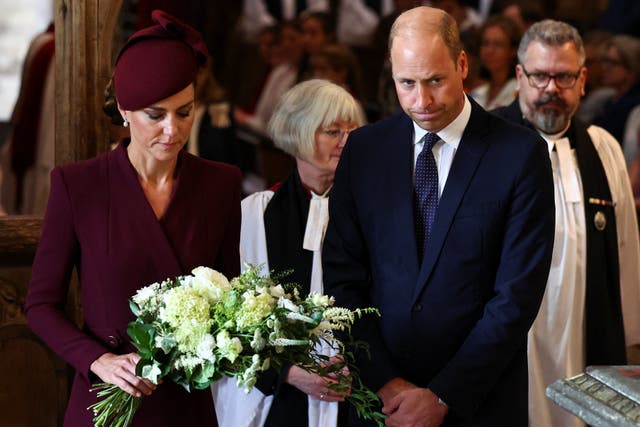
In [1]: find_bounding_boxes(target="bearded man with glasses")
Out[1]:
[493,19,640,427]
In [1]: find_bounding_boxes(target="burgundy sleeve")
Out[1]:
[25,167,109,382]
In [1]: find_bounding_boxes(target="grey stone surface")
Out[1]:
[547,366,640,426]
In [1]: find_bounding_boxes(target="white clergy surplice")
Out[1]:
[527,125,640,427]
[212,188,338,427]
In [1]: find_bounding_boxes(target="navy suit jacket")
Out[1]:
[323,99,555,426]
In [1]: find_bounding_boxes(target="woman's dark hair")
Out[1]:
[301,11,336,41]
[103,75,124,125]
[479,15,522,79]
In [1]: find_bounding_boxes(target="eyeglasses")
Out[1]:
[520,65,582,89]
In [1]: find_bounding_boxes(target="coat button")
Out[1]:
[412,304,422,312]
[107,335,120,347]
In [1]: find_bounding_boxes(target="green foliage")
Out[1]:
[88,264,385,427]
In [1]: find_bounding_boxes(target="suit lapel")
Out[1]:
[387,115,422,273]
[413,102,491,302]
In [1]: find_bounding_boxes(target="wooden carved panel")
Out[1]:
[0,324,69,427]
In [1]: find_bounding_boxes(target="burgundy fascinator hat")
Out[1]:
[114,9,209,110]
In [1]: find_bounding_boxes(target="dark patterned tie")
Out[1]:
[414,132,440,260]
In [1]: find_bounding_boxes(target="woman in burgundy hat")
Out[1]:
[25,10,240,427]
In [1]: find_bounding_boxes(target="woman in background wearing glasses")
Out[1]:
[470,15,522,110]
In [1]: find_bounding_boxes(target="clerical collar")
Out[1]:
[538,121,572,153]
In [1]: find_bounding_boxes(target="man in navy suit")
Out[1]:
[323,6,555,426]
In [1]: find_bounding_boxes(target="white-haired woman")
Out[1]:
[212,79,365,427]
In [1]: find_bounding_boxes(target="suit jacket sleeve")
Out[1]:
[323,137,401,392]
[427,133,555,415]
[25,167,109,381]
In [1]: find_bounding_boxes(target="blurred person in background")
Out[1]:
[576,30,615,125]
[298,11,337,81]
[235,20,304,136]
[594,34,640,164]
[310,44,365,103]
[238,0,328,42]
[470,15,521,109]
[499,0,544,33]
[187,62,238,165]
[0,22,54,215]
[431,0,483,34]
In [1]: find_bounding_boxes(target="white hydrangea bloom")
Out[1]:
[159,286,212,353]
[216,330,243,362]
[174,354,204,371]
[235,289,275,329]
[196,333,217,363]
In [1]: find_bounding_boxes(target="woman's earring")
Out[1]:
[123,119,129,128]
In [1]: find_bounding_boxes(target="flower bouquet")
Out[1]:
[88,264,384,427]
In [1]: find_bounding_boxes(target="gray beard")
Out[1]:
[531,107,569,134]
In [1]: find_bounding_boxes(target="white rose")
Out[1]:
[191,266,230,288]
[191,266,231,303]
[309,293,332,307]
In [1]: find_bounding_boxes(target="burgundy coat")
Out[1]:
[25,142,241,427]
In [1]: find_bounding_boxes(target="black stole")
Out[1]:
[262,168,312,426]
[566,120,626,365]
[492,101,626,364]
[264,168,313,293]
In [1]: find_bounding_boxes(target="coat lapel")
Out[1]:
[109,142,183,280]
[413,102,490,302]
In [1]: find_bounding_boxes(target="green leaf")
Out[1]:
[129,299,141,317]
[127,322,155,356]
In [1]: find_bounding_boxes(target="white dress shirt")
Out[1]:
[412,95,472,198]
